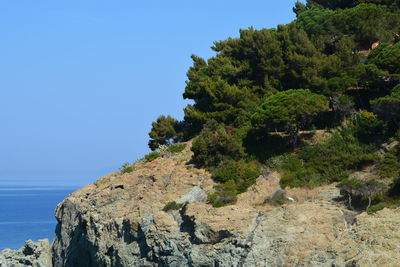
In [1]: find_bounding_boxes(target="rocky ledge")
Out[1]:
[3,143,400,266]
[0,239,52,267]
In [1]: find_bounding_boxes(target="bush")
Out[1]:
[377,147,400,179]
[368,202,387,214]
[207,180,239,207]
[144,151,161,162]
[207,160,260,207]
[353,111,383,143]
[120,162,134,174]
[167,143,186,153]
[281,168,325,188]
[162,201,186,212]
[191,120,245,168]
[211,160,260,193]
[278,125,379,188]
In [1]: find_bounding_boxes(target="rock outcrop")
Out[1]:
[4,143,400,266]
[0,239,52,267]
[49,143,400,266]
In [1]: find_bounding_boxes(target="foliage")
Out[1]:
[352,111,384,142]
[367,202,387,214]
[148,115,183,151]
[368,42,400,74]
[331,94,355,117]
[207,180,239,208]
[377,144,400,178]
[206,160,260,207]
[371,85,400,125]
[211,160,260,192]
[297,3,400,48]
[167,143,186,154]
[306,0,358,9]
[145,0,400,207]
[120,162,134,174]
[244,130,291,163]
[278,125,378,188]
[191,121,245,168]
[389,176,400,196]
[162,201,186,212]
[252,89,328,149]
[338,178,388,211]
[144,151,161,162]
[366,198,400,214]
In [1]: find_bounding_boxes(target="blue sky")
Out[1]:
[0,1,297,186]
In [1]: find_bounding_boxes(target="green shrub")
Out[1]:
[377,147,400,179]
[278,126,379,188]
[144,151,161,162]
[211,160,260,193]
[207,160,260,207]
[120,162,134,174]
[207,180,238,207]
[368,202,387,214]
[162,201,185,212]
[281,168,325,188]
[353,111,383,143]
[167,143,186,153]
[191,120,245,168]
[367,197,400,214]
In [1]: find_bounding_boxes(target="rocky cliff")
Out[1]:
[2,143,400,266]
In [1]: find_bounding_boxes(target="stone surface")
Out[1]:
[49,143,400,266]
[0,239,52,267]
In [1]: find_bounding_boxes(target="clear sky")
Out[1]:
[0,1,298,187]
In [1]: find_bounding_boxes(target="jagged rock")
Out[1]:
[178,187,207,203]
[45,142,400,266]
[0,239,52,267]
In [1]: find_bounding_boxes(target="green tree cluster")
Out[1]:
[252,89,328,149]
[145,0,400,208]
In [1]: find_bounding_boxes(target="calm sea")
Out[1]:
[0,186,76,250]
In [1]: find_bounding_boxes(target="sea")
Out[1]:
[0,186,76,250]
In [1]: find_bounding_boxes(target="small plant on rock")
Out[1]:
[120,162,134,174]
[162,201,186,212]
[167,143,186,154]
[144,151,161,162]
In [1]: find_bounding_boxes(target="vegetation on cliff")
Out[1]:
[148,0,400,209]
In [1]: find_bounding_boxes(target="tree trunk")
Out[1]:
[290,128,298,151]
[348,193,353,210]
[366,196,372,212]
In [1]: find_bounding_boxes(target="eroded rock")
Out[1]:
[11,142,399,266]
[0,239,52,267]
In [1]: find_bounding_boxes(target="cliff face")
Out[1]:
[49,143,400,267]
